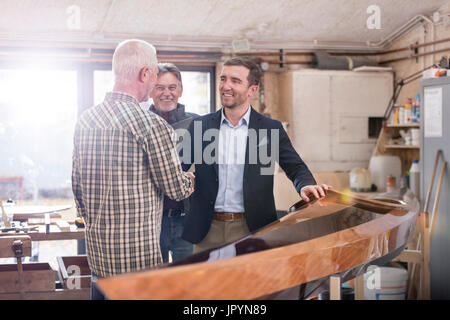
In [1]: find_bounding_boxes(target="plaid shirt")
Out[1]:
[72,92,192,278]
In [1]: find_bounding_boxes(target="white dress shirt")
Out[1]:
[214,106,251,213]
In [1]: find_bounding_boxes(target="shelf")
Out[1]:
[387,123,420,128]
[385,145,420,149]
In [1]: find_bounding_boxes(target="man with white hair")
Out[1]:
[72,39,195,299]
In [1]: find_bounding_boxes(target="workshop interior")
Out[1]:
[0,0,450,301]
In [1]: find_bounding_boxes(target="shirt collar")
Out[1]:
[105,91,139,105]
[221,105,251,127]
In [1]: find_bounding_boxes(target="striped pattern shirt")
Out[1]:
[72,92,192,278]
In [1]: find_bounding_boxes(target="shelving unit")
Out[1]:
[385,145,420,149]
[373,122,421,174]
[372,121,423,299]
[386,123,420,128]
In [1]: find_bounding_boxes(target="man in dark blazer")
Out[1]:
[181,56,329,253]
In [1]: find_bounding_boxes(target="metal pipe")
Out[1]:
[417,15,435,70]
[235,52,313,56]
[328,37,450,56]
[380,47,450,64]
[372,15,426,48]
[263,60,311,65]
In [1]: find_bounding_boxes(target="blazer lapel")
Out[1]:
[244,106,262,180]
[210,109,222,178]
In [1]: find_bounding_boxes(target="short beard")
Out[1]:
[223,103,237,109]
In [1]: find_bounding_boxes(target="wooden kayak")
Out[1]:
[98,189,419,300]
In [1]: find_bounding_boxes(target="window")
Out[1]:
[94,70,114,106]
[0,68,78,267]
[0,56,216,269]
[179,71,211,115]
[0,68,77,201]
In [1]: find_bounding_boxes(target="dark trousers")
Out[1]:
[91,272,107,300]
[160,212,193,263]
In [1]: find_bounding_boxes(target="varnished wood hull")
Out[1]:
[98,189,419,300]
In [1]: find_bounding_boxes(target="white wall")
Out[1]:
[289,69,393,172]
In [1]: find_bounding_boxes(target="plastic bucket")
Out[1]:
[411,129,420,146]
[364,266,408,300]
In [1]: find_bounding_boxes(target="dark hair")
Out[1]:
[223,56,262,86]
[157,63,183,87]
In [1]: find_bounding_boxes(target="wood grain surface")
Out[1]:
[98,190,418,300]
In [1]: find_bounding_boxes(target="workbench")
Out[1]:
[0,208,89,300]
[0,224,85,241]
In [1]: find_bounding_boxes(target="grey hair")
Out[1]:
[157,63,183,88]
[112,39,157,85]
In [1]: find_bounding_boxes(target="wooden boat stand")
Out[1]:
[327,150,447,300]
[390,150,446,300]
[328,274,366,300]
[326,151,446,300]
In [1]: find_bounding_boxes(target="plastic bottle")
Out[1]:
[409,160,420,201]
[393,106,399,124]
[399,106,405,124]
[386,174,396,192]
[415,94,420,122]
[411,100,417,124]
[1,198,15,226]
[405,98,412,123]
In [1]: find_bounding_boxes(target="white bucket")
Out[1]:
[364,266,408,300]
[411,129,420,146]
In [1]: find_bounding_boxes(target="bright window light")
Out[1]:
[0,68,77,201]
[93,70,211,115]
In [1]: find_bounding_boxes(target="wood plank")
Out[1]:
[15,213,62,222]
[0,235,31,258]
[330,276,341,300]
[54,219,71,232]
[0,288,90,300]
[418,212,427,299]
[0,226,85,241]
[0,263,55,293]
[423,224,431,299]
[354,274,365,300]
[386,124,420,128]
[393,249,422,264]
[385,145,420,149]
